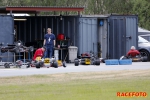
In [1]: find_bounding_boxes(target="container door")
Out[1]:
[108,17,126,59]
[125,16,138,52]
[98,19,108,58]
[0,15,14,62]
[78,17,98,56]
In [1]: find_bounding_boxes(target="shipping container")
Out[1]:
[78,17,98,55]
[0,15,14,62]
[108,15,138,59]
[14,14,138,60]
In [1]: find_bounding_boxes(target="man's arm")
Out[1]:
[43,39,46,46]
[33,50,38,60]
[136,50,140,55]
[54,40,55,46]
[53,34,56,46]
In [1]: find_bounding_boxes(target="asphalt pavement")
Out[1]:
[0,62,150,77]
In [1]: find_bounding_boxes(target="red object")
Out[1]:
[82,53,90,57]
[57,33,64,40]
[4,6,84,14]
[33,48,44,60]
[127,49,140,57]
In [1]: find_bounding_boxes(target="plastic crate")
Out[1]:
[105,59,119,65]
[119,59,132,65]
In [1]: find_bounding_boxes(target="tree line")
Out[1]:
[1,0,150,30]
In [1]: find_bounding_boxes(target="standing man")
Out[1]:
[43,28,56,58]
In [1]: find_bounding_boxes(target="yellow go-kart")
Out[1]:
[74,53,100,66]
[120,55,148,62]
[31,57,58,68]
[32,56,66,68]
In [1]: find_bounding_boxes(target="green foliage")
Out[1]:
[131,0,150,30]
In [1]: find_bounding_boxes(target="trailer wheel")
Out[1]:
[4,63,10,68]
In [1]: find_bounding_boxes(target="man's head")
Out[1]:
[47,28,51,34]
[42,46,46,51]
[131,46,135,50]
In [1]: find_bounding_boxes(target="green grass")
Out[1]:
[0,70,150,100]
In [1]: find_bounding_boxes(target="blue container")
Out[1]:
[119,59,132,65]
[105,59,119,65]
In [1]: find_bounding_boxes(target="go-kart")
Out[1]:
[120,55,148,62]
[31,56,66,69]
[1,40,34,53]
[74,52,100,66]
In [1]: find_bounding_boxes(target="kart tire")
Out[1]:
[63,61,67,68]
[91,57,95,65]
[26,62,31,68]
[95,59,100,65]
[53,61,58,68]
[81,59,85,65]
[4,63,10,68]
[74,59,79,66]
[101,58,106,63]
[39,61,44,67]
[35,62,40,69]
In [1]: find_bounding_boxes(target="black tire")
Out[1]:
[16,60,23,68]
[63,61,66,68]
[39,61,44,67]
[74,60,79,66]
[95,59,100,65]
[26,62,31,68]
[16,65,22,68]
[1,48,6,53]
[141,56,148,62]
[91,57,95,65]
[81,59,85,65]
[101,58,106,63]
[53,61,58,68]
[4,63,10,68]
[139,50,150,61]
[35,62,40,69]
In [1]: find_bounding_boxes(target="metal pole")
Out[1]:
[24,51,25,63]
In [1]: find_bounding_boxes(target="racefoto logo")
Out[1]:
[117,92,147,97]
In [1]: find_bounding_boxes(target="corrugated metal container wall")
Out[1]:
[125,16,138,53]
[98,19,108,58]
[15,16,78,46]
[78,18,98,55]
[108,15,138,59]
[108,16,126,59]
[0,15,14,62]
[63,16,79,46]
